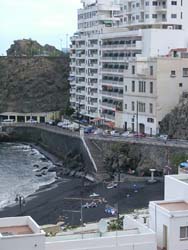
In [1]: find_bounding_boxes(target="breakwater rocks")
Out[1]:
[0,132,11,142]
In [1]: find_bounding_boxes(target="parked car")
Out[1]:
[2,119,14,123]
[26,119,38,123]
[57,122,64,127]
[107,182,118,189]
[133,133,146,138]
[84,126,95,134]
[47,120,55,125]
[68,122,80,131]
[110,130,120,136]
[159,134,168,141]
[93,128,103,135]
[103,130,111,135]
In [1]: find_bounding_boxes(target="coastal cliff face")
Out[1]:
[0,40,70,113]
[160,95,188,139]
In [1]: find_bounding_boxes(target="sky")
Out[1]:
[0,0,82,55]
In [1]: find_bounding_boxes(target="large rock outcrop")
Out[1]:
[0,40,70,113]
[160,94,188,139]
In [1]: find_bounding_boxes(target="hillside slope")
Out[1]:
[0,40,69,113]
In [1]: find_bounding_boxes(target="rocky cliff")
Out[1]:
[0,40,70,113]
[160,94,188,139]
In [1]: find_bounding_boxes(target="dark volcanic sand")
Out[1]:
[0,176,164,226]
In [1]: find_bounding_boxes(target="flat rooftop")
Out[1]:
[0,225,33,236]
[158,201,188,211]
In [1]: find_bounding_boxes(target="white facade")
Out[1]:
[115,56,188,135]
[0,216,157,250]
[46,216,157,250]
[0,216,45,250]
[149,174,188,250]
[150,200,188,250]
[70,0,188,133]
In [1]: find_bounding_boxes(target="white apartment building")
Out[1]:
[0,216,45,250]
[70,0,121,119]
[149,174,188,250]
[0,215,157,250]
[70,0,188,134]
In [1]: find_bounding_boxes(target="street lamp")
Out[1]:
[15,194,26,215]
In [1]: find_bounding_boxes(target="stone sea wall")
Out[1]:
[3,126,95,175]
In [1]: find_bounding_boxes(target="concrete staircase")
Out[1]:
[84,137,109,181]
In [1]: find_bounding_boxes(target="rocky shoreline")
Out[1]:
[0,142,164,226]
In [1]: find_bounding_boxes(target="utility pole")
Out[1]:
[136,101,139,135]
[116,157,120,221]
[66,34,69,53]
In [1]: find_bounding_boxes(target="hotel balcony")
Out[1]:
[75,44,85,49]
[155,5,167,12]
[76,81,85,87]
[88,63,98,68]
[88,92,98,98]
[102,79,124,86]
[88,54,98,59]
[88,44,98,49]
[102,91,123,98]
[101,56,126,62]
[76,63,86,68]
[76,90,85,95]
[101,67,125,75]
[76,71,85,77]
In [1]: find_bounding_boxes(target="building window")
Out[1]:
[179,83,183,87]
[138,102,145,112]
[132,65,135,74]
[171,1,177,5]
[139,81,146,92]
[132,81,135,92]
[149,103,153,113]
[171,14,177,18]
[125,104,127,110]
[131,101,135,111]
[150,82,153,93]
[180,226,188,240]
[147,118,154,123]
[150,66,153,76]
[152,14,157,19]
[152,1,158,6]
[171,70,176,77]
[183,68,188,77]
[125,85,127,92]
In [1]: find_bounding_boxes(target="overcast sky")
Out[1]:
[0,0,82,55]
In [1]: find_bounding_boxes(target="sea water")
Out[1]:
[0,142,56,208]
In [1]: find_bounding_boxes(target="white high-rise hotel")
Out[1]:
[70,0,188,135]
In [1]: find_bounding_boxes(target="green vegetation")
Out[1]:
[107,216,124,231]
[171,153,188,172]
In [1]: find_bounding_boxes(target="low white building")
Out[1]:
[0,215,157,250]
[150,200,188,250]
[164,174,188,201]
[0,216,45,250]
[46,216,156,250]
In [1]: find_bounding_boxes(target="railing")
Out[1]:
[101,57,126,61]
[102,91,123,98]
[102,80,124,86]
[101,68,125,73]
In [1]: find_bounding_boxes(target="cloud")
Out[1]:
[0,0,82,54]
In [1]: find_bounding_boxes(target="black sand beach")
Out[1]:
[0,175,164,226]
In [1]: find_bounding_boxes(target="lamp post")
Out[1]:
[136,101,139,135]
[15,194,26,215]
